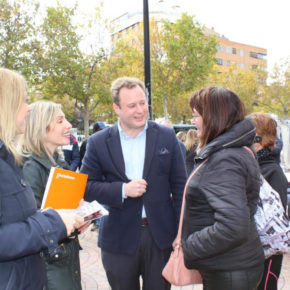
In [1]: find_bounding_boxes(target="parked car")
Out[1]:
[173,124,196,134]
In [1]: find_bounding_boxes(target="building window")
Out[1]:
[239,49,244,56]
[226,60,230,66]
[226,47,231,53]
[216,45,222,52]
[232,48,237,54]
[257,53,266,60]
[217,59,223,65]
[250,52,258,58]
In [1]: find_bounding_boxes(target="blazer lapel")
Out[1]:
[143,122,158,179]
[106,125,128,181]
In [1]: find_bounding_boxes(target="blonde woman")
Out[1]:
[22,101,82,290]
[184,129,198,174]
[176,130,186,142]
[0,68,84,290]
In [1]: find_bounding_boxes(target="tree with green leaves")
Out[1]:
[155,14,217,121]
[0,0,41,82]
[206,64,267,114]
[258,59,290,119]
[40,3,111,137]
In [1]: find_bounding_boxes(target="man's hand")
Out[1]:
[124,179,147,198]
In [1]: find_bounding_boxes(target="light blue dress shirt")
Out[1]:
[118,121,148,217]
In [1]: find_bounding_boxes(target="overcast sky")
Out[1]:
[39,0,290,72]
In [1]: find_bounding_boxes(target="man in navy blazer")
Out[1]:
[81,77,187,290]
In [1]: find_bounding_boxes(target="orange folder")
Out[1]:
[41,167,88,210]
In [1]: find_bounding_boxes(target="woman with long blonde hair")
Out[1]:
[22,101,82,290]
[0,68,84,290]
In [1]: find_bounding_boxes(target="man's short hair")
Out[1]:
[111,77,145,106]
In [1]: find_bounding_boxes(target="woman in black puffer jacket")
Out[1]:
[251,113,288,290]
[181,86,264,290]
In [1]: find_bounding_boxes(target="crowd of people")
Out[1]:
[0,67,288,290]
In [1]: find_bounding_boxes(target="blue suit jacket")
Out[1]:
[81,121,187,254]
[0,141,66,289]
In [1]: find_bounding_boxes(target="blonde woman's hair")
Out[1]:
[176,131,186,142]
[184,129,199,151]
[0,68,27,165]
[22,101,63,164]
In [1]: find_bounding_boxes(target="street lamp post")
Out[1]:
[143,0,153,120]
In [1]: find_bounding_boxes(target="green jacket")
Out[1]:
[23,152,69,208]
[23,151,82,290]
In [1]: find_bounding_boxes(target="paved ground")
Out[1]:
[79,228,290,290]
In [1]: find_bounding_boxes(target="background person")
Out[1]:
[81,76,187,290]
[22,101,83,290]
[251,112,288,290]
[181,86,264,290]
[176,130,186,143]
[79,121,106,168]
[270,136,283,165]
[79,120,107,231]
[184,128,198,175]
[62,133,80,171]
[0,67,84,290]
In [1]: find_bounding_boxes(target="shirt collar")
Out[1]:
[117,120,148,138]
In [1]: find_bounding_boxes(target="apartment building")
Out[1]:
[111,9,267,72]
[204,28,267,72]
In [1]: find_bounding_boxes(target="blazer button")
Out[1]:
[20,179,26,187]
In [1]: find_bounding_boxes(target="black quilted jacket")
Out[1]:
[181,118,265,271]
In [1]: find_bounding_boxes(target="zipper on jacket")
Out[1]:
[222,128,256,148]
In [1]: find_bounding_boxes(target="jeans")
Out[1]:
[201,264,264,290]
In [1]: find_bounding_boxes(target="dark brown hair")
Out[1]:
[250,112,277,150]
[189,86,246,148]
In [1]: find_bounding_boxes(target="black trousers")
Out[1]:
[201,264,264,290]
[101,226,171,290]
[257,255,283,290]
